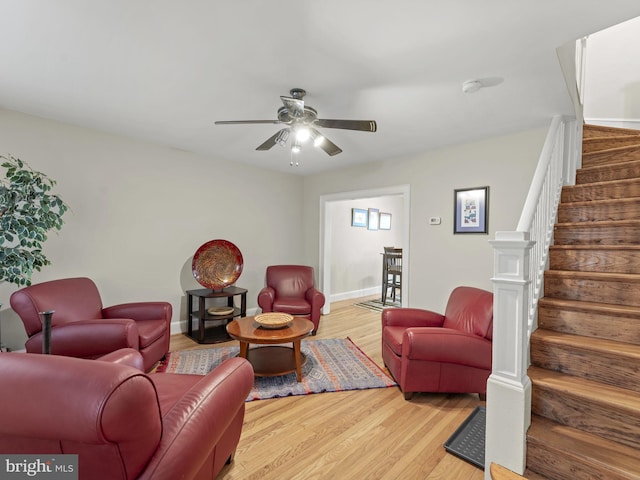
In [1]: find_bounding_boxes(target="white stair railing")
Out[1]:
[484,115,581,478]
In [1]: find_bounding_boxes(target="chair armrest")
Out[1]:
[381,308,445,328]
[25,319,139,358]
[305,287,325,308]
[97,348,145,370]
[103,302,172,322]
[257,287,275,312]
[141,358,254,480]
[403,327,492,370]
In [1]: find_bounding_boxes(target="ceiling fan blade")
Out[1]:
[215,120,282,125]
[310,128,342,156]
[313,119,377,132]
[256,128,289,151]
[280,96,304,118]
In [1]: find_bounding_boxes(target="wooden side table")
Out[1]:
[186,286,247,344]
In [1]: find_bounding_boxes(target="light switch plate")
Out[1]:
[429,216,441,225]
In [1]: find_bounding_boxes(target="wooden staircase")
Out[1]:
[525,124,640,479]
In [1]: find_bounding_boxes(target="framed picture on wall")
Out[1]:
[454,186,489,234]
[351,208,368,227]
[379,212,392,230]
[368,208,379,230]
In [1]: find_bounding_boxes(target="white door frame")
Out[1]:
[319,184,411,314]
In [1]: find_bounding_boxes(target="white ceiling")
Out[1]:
[1,1,639,175]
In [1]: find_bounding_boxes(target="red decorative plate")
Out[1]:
[192,239,243,291]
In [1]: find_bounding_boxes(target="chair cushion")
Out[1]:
[273,297,311,315]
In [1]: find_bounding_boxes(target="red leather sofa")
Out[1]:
[10,277,171,371]
[381,286,493,400]
[0,349,254,480]
[257,265,325,334]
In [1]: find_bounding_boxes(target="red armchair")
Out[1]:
[0,349,254,480]
[10,277,172,371]
[257,265,325,334]
[381,286,493,400]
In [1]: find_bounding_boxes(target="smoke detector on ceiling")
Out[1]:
[462,80,483,94]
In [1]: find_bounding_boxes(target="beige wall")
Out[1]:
[0,108,304,350]
[303,127,547,313]
[0,107,546,349]
[328,196,404,299]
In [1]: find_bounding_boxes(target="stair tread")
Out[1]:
[538,296,640,316]
[550,244,640,250]
[559,196,640,207]
[527,415,640,475]
[555,218,640,227]
[583,143,640,157]
[529,365,640,412]
[532,329,640,358]
[545,269,640,281]
[584,124,640,137]
[578,157,640,171]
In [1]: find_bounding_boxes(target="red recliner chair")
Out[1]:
[0,349,254,480]
[257,265,325,334]
[381,286,493,400]
[10,277,172,371]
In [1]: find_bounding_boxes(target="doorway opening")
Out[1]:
[319,184,410,314]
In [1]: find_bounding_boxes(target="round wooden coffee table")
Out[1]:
[226,316,314,382]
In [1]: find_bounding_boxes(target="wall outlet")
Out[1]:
[429,216,441,225]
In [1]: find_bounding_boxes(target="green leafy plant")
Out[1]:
[0,155,69,286]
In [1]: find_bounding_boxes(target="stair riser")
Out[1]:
[527,435,639,480]
[549,248,640,274]
[562,180,640,202]
[583,125,640,138]
[583,147,640,168]
[577,162,640,184]
[544,274,640,306]
[583,137,640,154]
[557,201,640,223]
[538,304,640,344]
[530,386,640,450]
[553,224,640,245]
[530,337,640,393]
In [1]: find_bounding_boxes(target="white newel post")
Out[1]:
[484,231,534,478]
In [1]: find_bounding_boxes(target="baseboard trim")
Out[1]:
[584,117,640,131]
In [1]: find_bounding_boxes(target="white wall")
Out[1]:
[584,15,640,128]
[303,127,547,313]
[0,108,304,350]
[328,196,403,300]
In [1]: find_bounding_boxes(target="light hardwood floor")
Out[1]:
[169,296,486,480]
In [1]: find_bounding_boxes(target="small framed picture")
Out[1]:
[379,212,391,230]
[454,186,489,234]
[351,208,368,227]
[368,208,379,230]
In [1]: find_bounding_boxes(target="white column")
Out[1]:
[485,231,534,478]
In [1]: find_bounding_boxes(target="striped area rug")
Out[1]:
[353,298,401,312]
[156,338,396,401]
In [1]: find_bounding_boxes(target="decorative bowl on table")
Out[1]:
[255,312,294,329]
[192,239,243,291]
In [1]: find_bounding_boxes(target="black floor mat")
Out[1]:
[443,405,485,469]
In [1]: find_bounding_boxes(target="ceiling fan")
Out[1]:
[215,88,377,156]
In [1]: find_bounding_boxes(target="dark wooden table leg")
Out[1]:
[293,340,303,382]
[239,341,249,359]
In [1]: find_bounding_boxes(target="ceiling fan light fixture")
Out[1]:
[291,137,302,153]
[296,127,310,142]
[275,128,289,146]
